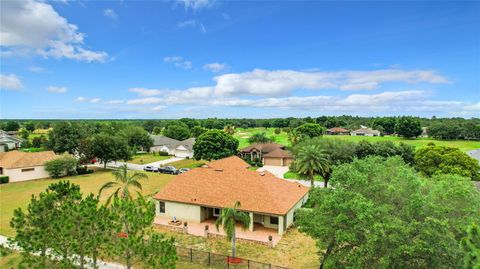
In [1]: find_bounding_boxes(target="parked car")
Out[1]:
[178,168,190,173]
[158,166,178,175]
[143,166,158,172]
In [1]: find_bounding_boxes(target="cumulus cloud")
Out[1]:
[103,9,118,20]
[0,0,107,62]
[127,97,163,105]
[47,86,67,93]
[128,87,162,97]
[163,56,192,69]
[28,66,46,73]
[177,19,206,32]
[176,0,214,10]
[152,105,166,111]
[208,69,449,96]
[0,74,23,90]
[203,62,229,73]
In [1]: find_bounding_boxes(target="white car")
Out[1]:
[143,165,158,172]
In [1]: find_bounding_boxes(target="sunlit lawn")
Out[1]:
[0,168,174,237]
[129,153,172,164]
[169,158,206,169]
[234,128,480,152]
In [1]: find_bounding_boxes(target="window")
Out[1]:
[270,216,279,225]
[0,167,3,175]
[213,208,221,216]
[21,168,35,172]
[159,201,165,214]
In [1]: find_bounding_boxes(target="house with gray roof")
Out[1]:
[0,130,24,152]
[350,125,381,137]
[149,135,195,158]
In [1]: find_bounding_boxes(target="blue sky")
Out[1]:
[0,0,479,119]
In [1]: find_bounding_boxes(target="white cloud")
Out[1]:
[75,96,88,102]
[103,9,118,20]
[164,56,192,69]
[128,87,162,97]
[127,97,163,105]
[105,100,124,104]
[176,0,214,10]
[0,0,107,62]
[47,86,67,93]
[152,105,166,111]
[203,62,229,73]
[207,69,449,96]
[28,66,46,73]
[0,74,23,90]
[75,96,100,103]
[177,20,206,32]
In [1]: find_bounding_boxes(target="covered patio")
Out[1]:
[154,216,282,246]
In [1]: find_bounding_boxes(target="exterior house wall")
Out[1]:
[285,192,309,228]
[3,166,50,182]
[263,157,282,166]
[150,145,174,155]
[156,200,202,223]
[284,158,294,166]
[174,149,193,158]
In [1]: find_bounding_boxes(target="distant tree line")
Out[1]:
[1,116,478,140]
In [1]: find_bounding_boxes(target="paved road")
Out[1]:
[0,235,127,269]
[257,166,324,188]
[468,149,480,164]
[97,157,185,171]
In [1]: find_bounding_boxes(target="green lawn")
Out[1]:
[0,168,174,237]
[234,128,480,152]
[284,171,322,181]
[169,158,206,169]
[129,153,172,164]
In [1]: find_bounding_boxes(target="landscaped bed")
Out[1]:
[169,158,206,169]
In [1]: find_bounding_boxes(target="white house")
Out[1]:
[0,151,60,182]
[0,130,24,152]
[149,135,195,158]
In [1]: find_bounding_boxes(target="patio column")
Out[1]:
[278,216,284,235]
[249,212,254,231]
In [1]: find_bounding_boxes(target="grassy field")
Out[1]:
[234,128,480,152]
[0,168,174,237]
[129,153,172,164]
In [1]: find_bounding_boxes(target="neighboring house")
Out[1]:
[149,135,195,158]
[263,148,294,167]
[350,125,381,136]
[0,150,60,182]
[154,156,309,235]
[0,130,24,150]
[326,127,350,135]
[239,143,293,167]
[419,127,428,138]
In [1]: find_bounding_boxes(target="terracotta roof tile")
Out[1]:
[327,127,349,133]
[155,156,308,215]
[0,151,60,169]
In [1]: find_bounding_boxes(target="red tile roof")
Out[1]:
[155,156,308,215]
[327,127,349,133]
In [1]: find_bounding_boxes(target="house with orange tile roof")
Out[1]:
[239,143,294,167]
[0,150,61,182]
[154,156,309,236]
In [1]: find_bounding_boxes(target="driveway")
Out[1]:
[257,165,289,178]
[95,157,185,171]
[468,149,480,164]
[257,165,324,188]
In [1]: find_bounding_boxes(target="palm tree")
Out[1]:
[295,145,330,188]
[99,164,148,204]
[223,124,236,135]
[215,201,250,258]
[248,132,271,144]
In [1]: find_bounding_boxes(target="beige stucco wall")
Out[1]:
[150,146,174,155]
[286,192,309,228]
[3,166,50,183]
[156,200,202,223]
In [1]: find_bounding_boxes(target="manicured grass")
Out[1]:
[0,168,174,237]
[234,128,290,149]
[234,128,480,152]
[283,171,322,181]
[169,158,206,169]
[155,226,319,268]
[129,153,172,164]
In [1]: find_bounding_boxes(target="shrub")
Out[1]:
[45,154,78,178]
[158,151,169,156]
[274,128,281,134]
[76,166,94,175]
[0,176,9,184]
